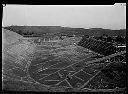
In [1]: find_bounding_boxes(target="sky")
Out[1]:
[3,4,126,30]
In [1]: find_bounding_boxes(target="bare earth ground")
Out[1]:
[2,36,98,91]
[2,29,126,92]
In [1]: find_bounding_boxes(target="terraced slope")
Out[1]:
[2,29,36,81]
[78,37,117,56]
[2,30,126,92]
[28,46,126,90]
[2,28,24,46]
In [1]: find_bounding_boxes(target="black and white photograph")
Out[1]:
[2,4,126,92]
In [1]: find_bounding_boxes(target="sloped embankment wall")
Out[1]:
[78,37,117,56]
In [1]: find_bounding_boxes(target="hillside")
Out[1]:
[2,28,24,45]
[3,26,126,37]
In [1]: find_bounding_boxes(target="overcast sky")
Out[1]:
[3,4,126,30]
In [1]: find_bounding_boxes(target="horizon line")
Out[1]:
[2,25,126,30]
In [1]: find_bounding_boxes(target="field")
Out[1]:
[2,28,126,92]
[3,36,98,90]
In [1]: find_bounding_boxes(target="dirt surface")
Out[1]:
[2,30,126,92]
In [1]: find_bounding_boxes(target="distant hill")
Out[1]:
[3,26,126,37]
